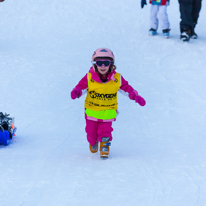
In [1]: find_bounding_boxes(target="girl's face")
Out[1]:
[97,65,110,75]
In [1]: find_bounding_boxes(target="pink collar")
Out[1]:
[89,67,116,83]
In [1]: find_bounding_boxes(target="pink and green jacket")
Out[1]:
[74,67,136,122]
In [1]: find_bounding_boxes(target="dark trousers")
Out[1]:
[178,0,202,32]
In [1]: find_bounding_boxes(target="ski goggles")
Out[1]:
[92,59,114,67]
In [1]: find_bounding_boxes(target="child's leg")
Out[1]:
[150,5,159,30]
[158,5,170,30]
[97,122,113,143]
[85,119,98,146]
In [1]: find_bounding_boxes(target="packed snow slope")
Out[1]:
[0,0,206,206]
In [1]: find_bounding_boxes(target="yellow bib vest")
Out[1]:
[85,72,121,120]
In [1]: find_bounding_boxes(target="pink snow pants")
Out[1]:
[85,119,113,146]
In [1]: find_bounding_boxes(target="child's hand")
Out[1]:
[141,0,147,8]
[136,95,146,106]
[129,90,146,106]
[71,87,82,99]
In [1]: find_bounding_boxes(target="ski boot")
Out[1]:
[190,32,198,39]
[149,28,157,36]
[0,112,17,145]
[180,29,191,42]
[100,137,111,158]
[89,142,98,153]
[163,28,170,38]
[190,28,198,39]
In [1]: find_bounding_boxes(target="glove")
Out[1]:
[71,87,82,99]
[129,90,146,106]
[141,0,147,8]
[135,95,146,106]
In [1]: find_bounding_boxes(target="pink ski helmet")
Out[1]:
[92,48,115,62]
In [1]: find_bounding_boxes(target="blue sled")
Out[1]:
[0,131,11,146]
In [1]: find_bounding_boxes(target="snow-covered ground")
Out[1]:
[0,0,206,205]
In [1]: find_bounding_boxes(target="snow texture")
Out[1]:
[0,0,206,206]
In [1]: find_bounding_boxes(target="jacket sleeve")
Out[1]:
[119,75,135,96]
[75,74,88,90]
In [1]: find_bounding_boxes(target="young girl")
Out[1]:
[71,48,146,158]
[141,0,170,38]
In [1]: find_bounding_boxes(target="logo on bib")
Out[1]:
[89,91,117,100]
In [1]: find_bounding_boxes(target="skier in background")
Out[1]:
[178,0,202,41]
[141,0,170,38]
[71,48,146,158]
